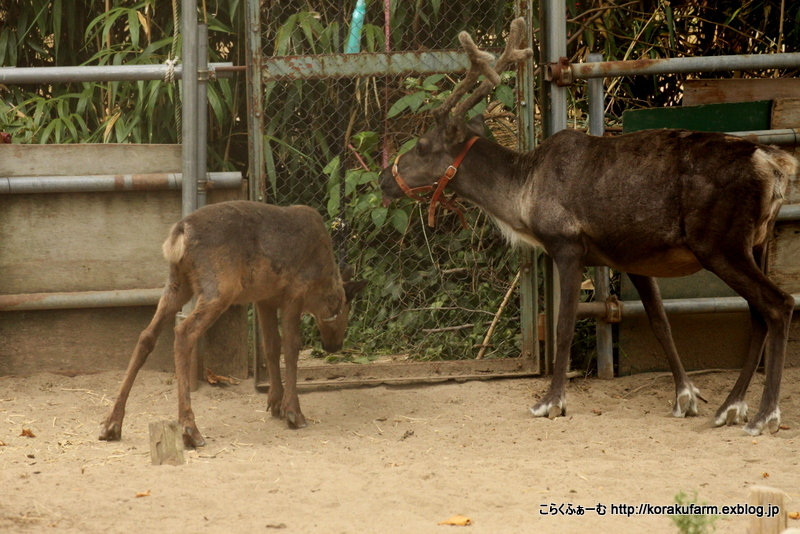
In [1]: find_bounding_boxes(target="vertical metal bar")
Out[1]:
[180,0,199,390]
[539,0,568,373]
[196,23,209,209]
[244,0,265,202]
[181,0,198,218]
[515,0,539,371]
[244,0,267,388]
[587,52,613,380]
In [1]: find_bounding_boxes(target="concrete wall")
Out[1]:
[0,144,248,378]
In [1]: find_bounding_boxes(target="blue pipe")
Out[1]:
[345,0,368,54]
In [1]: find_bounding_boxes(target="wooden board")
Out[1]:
[683,78,800,107]
[622,100,772,134]
[771,97,800,129]
[0,144,182,176]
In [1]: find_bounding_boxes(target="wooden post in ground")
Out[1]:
[748,485,786,534]
[149,420,185,466]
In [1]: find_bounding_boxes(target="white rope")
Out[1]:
[164,58,179,84]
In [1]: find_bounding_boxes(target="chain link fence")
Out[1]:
[256,1,530,363]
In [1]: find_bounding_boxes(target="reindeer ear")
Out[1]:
[466,114,487,138]
[340,264,354,282]
[344,279,368,303]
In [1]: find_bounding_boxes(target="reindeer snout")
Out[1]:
[322,341,343,353]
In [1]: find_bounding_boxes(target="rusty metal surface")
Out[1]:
[261,50,469,81]
[561,52,800,84]
[0,172,242,194]
[0,288,163,311]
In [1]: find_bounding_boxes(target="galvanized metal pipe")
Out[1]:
[587,52,614,380]
[577,294,800,320]
[540,0,569,373]
[0,172,242,194]
[0,63,233,84]
[515,0,540,369]
[727,128,800,147]
[0,288,163,312]
[197,24,210,210]
[181,0,199,221]
[245,0,266,202]
[570,52,800,80]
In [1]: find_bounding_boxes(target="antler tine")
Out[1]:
[450,17,533,120]
[432,33,496,123]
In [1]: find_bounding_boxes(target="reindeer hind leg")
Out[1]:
[701,248,793,435]
[99,267,191,441]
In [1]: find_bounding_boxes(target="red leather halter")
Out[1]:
[391,136,478,228]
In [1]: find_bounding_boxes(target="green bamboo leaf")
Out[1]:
[128,9,141,49]
[0,29,10,65]
[40,117,60,145]
[53,0,62,61]
[275,14,297,55]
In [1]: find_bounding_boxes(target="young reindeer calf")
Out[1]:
[380,18,798,436]
[99,200,366,448]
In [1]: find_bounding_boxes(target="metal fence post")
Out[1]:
[180,0,200,390]
[197,23,209,210]
[539,0,568,373]
[515,0,540,371]
[587,52,613,380]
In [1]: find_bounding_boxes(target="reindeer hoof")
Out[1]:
[672,384,701,418]
[714,400,748,427]
[286,411,307,429]
[530,396,565,418]
[182,426,206,448]
[268,401,281,418]
[743,407,780,436]
[98,420,122,441]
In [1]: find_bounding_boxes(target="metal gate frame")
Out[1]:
[245,1,542,388]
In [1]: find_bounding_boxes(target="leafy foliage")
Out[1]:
[0,0,245,171]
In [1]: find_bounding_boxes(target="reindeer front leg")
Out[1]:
[280,300,307,429]
[530,253,583,419]
[627,274,702,417]
[256,302,284,418]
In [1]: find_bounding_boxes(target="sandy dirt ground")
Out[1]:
[1,366,799,534]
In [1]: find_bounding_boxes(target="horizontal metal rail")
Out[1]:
[565,52,800,82]
[578,293,800,321]
[0,62,234,84]
[727,128,800,147]
[0,288,163,312]
[0,172,242,194]
[261,50,470,80]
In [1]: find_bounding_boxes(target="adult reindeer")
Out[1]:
[99,201,367,447]
[379,18,798,436]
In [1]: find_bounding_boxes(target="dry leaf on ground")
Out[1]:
[205,368,241,385]
[20,428,35,438]
[788,511,800,520]
[438,515,472,526]
[135,490,151,498]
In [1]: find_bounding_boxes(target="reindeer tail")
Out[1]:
[162,221,188,264]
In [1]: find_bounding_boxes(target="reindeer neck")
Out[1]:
[449,139,532,220]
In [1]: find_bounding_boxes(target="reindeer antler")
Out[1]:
[432,18,533,123]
